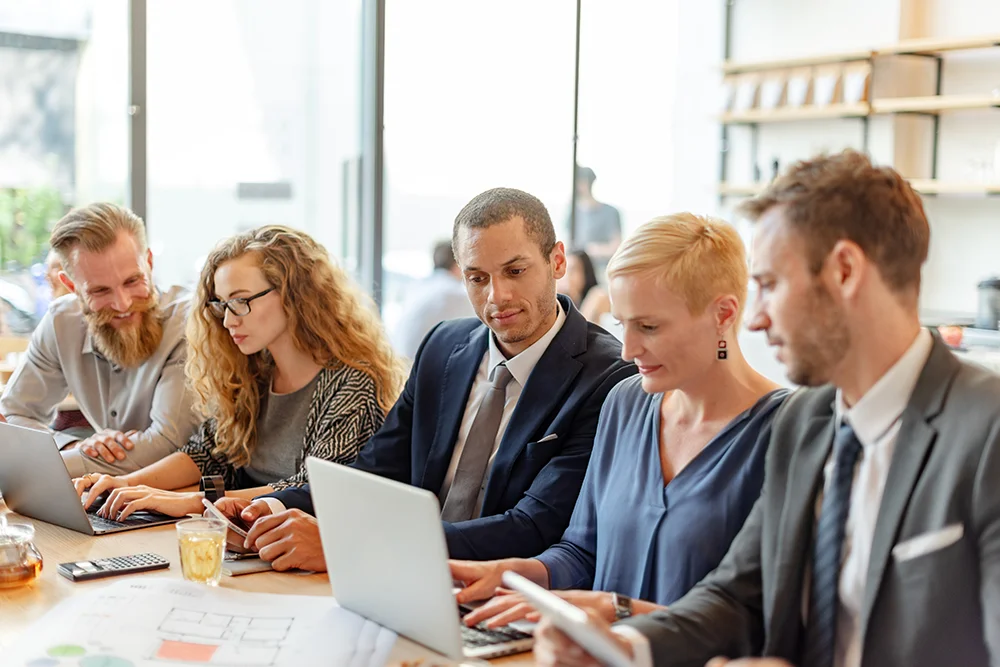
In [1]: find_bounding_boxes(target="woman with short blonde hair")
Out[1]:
[75,225,405,519]
[453,212,788,626]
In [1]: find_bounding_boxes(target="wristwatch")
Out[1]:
[200,475,226,504]
[611,592,633,621]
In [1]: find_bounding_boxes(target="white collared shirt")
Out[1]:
[439,302,567,517]
[617,328,934,667]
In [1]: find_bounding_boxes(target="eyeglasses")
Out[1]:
[206,288,275,319]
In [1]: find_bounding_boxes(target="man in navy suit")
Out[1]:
[217,187,636,571]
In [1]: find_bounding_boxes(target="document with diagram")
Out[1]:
[9,578,397,667]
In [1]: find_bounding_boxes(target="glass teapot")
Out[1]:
[0,522,43,588]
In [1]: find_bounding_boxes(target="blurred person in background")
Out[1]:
[45,250,72,298]
[390,239,474,360]
[571,166,622,276]
[558,249,611,325]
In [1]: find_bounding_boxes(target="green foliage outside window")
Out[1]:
[0,188,66,271]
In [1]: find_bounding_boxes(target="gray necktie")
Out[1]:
[440,364,514,522]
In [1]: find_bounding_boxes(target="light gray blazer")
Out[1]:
[623,335,1000,667]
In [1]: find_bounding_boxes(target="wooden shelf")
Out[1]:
[872,94,1000,114]
[722,95,1000,123]
[721,103,870,124]
[722,49,873,74]
[878,34,1000,56]
[908,180,1000,195]
[720,180,1000,197]
[722,34,1000,75]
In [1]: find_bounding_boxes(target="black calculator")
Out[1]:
[57,553,170,582]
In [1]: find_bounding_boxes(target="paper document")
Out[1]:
[9,577,397,667]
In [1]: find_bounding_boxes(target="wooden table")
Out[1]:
[0,500,532,665]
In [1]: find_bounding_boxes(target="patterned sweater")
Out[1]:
[181,365,385,491]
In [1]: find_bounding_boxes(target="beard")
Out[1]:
[783,282,851,387]
[83,292,165,368]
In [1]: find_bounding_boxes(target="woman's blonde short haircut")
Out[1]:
[606,213,749,324]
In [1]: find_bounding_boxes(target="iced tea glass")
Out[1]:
[176,517,226,586]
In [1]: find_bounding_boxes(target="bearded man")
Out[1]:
[0,203,199,477]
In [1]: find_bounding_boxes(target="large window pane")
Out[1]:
[0,0,128,334]
[575,0,676,265]
[147,0,363,290]
[382,1,577,344]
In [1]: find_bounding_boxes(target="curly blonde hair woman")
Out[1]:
[75,226,405,520]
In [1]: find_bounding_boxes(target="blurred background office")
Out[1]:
[4,0,1000,388]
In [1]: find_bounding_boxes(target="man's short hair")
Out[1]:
[452,187,557,260]
[49,203,148,276]
[432,241,457,271]
[739,150,929,295]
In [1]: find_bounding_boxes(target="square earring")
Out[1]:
[717,340,727,360]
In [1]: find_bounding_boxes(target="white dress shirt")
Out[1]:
[439,302,567,518]
[263,303,567,517]
[617,328,934,667]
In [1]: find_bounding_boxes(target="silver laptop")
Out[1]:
[0,421,180,535]
[307,457,534,661]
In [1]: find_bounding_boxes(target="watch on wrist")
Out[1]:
[200,475,225,504]
[611,592,633,621]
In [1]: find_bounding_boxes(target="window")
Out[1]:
[381,0,577,340]
[0,0,128,334]
[146,0,363,291]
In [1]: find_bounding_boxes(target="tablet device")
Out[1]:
[501,571,634,667]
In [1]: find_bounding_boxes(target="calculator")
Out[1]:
[57,553,170,582]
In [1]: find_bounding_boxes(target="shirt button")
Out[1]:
[110,410,118,418]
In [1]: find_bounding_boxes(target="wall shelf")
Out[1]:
[719,180,1000,198]
[722,49,873,74]
[878,34,1000,56]
[908,180,1000,195]
[718,28,1000,202]
[721,103,870,124]
[721,34,1000,75]
[872,94,1000,114]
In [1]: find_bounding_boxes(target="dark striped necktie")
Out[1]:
[801,423,863,667]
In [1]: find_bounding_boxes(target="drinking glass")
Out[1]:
[176,517,226,586]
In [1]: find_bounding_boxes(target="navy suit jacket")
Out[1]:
[268,295,636,560]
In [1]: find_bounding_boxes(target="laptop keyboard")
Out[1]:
[461,623,532,648]
[87,510,171,531]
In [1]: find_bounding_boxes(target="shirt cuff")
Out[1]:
[612,625,653,667]
[259,497,287,514]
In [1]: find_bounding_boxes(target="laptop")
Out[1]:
[306,457,535,661]
[0,421,180,535]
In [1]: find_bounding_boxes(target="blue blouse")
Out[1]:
[536,376,788,604]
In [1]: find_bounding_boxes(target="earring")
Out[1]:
[717,340,727,360]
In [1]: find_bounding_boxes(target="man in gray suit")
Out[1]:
[532,150,1000,667]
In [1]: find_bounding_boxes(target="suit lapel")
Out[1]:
[859,337,958,637]
[767,411,835,652]
[420,327,489,493]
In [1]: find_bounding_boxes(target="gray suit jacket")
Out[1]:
[624,336,1000,666]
